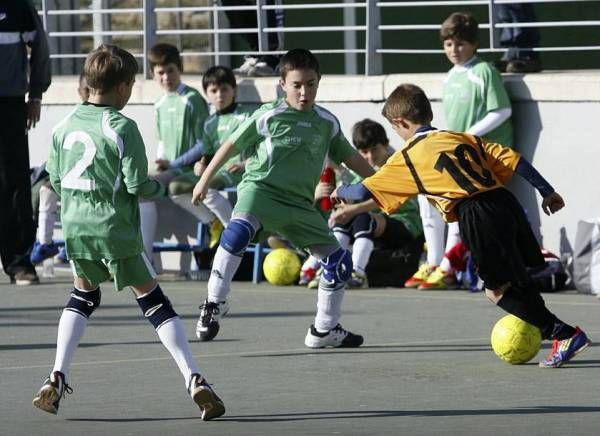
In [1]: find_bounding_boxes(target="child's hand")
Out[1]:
[314,181,334,201]
[192,180,208,205]
[542,192,565,215]
[155,159,170,171]
[329,187,342,205]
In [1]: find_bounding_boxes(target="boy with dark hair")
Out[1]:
[325,119,422,288]
[191,48,374,348]
[140,43,211,259]
[168,65,253,251]
[332,83,591,368]
[32,45,225,420]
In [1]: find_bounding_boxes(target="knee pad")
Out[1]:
[65,287,101,319]
[136,285,178,329]
[220,218,256,255]
[320,248,353,291]
[350,212,376,239]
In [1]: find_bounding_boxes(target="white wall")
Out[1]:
[29,72,600,269]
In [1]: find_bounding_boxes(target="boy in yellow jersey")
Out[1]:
[332,83,590,368]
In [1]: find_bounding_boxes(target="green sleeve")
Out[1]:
[328,131,356,165]
[484,65,511,112]
[121,122,165,199]
[192,94,209,144]
[228,113,261,154]
[46,135,61,197]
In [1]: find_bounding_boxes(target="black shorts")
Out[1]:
[456,188,544,289]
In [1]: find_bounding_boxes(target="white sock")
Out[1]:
[301,255,320,272]
[204,189,233,226]
[352,237,374,275]
[314,287,345,332]
[52,309,88,377]
[334,231,351,250]
[418,195,445,266]
[139,201,157,259]
[445,222,461,251]
[156,317,200,387]
[207,246,243,303]
[38,185,58,244]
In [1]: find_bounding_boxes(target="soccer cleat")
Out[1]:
[298,267,317,286]
[57,247,69,264]
[209,220,224,249]
[188,373,225,421]
[538,327,591,368]
[30,242,59,265]
[404,263,435,288]
[304,324,364,348]
[196,299,230,341]
[418,267,459,290]
[233,56,275,77]
[32,371,73,414]
[346,271,369,289]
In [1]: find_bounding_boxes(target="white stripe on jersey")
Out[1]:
[52,106,79,135]
[313,105,340,140]
[101,111,125,202]
[141,251,157,279]
[256,100,288,168]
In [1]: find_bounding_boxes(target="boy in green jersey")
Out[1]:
[169,66,253,249]
[139,43,212,259]
[407,11,516,291]
[32,45,225,421]
[191,48,374,347]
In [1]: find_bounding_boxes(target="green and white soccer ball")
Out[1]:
[490,314,542,364]
[263,248,301,286]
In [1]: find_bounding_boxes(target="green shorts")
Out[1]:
[70,253,156,291]
[233,186,337,250]
[211,168,243,190]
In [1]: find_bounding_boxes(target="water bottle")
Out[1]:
[319,167,335,211]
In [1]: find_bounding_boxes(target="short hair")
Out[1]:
[279,48,320,79]
[148,43,183,72]
[352,119,389,150]
[382,84,433,125]
[440,12,479,44]
[83,44,138,94]
[202,65,237,91]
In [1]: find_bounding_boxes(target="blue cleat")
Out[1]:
[57,246,69,264]
[30,242,59,265]
[539,327,591,368]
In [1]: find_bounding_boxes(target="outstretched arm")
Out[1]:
[515,158,564,215]
[343,153,375,179]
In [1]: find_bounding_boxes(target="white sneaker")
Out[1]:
[188,373,225,421]
[196,299,230,341]
[32,371,72,414]
[233,56,276,76]
[304,324,364,348]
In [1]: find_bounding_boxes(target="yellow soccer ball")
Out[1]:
[491,314,542,364]
[262,248,301,286]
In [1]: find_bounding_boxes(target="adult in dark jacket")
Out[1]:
[0,0,51,285]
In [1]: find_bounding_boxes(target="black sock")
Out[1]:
[496,286,561,339]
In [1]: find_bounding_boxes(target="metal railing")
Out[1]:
[38,0,600,76]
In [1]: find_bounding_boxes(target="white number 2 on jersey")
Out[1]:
[61,131,97,191]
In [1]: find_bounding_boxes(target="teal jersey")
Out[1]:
[203,103,253,168]
[47,103,164,260]
[228,99,356,206]
[155,83,209,165]
[442,57,514,147]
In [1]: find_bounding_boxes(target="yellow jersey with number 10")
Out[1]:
[362,130,522,222]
